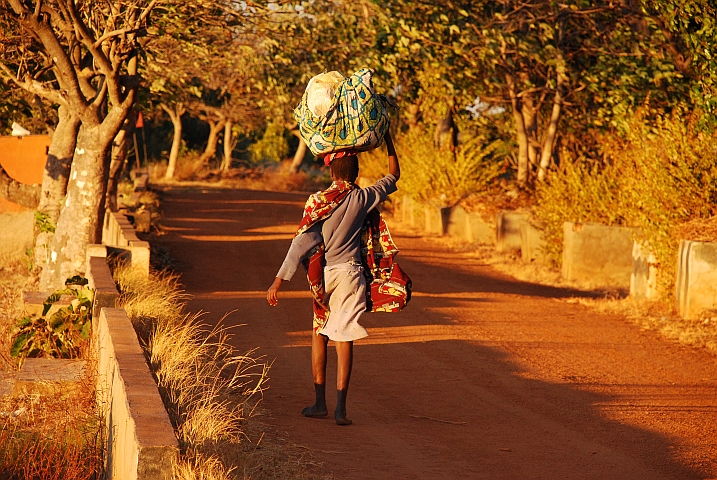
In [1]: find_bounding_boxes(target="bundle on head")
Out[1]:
[305,71,344,117]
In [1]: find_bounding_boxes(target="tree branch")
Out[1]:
[7,0,87,108]
[0,60,67,106]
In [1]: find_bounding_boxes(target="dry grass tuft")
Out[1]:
[115,263,326,479]
[173,453,236,480]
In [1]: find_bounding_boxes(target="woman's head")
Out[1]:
[330,154,359,182]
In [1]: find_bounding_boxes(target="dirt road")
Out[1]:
[155,185,717,480]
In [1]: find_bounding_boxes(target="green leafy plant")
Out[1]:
[249,121,289,164]
[34,210,56,234]
[10,276,95,360]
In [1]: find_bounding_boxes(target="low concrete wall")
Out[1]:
[398,198,495,244]
[399,195,426,230]
[445,205,470,240]
[520,222,546,263]
[675,240,717,318]
[562,222,636,290]
[95,308,178,480]
[0,209,34,263]
[496,211,529,253]
[86,252,120,320]
[424,205,449,236]
[102,210,150,277]
[631,242,659,300]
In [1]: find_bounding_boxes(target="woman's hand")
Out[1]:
[267,277,283,306]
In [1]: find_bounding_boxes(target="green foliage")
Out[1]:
[249,122,289,164]
[361,126,504,206]
[10,277,94,360]
[535,109,717,296]
[34,210,56,234]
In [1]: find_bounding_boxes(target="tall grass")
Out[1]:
[0,378,104,479]
[0,262,104,480]
[113,264,270,479]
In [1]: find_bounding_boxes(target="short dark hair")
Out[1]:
[330,155,359,182]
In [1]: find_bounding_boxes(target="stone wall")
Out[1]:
[562,222,636,290]
[675,240,717,318]
[102,210,150,277]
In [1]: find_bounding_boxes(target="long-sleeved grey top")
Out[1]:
[276,174,398,281]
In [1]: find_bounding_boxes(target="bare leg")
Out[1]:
[302,333,329,418]
[334,340,353,425]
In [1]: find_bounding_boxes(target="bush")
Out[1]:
[535,108,717,297]
[10,277,93,362]
[359,126,504,206]
[249,122,289,164]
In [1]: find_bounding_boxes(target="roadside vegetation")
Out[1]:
[534,108,717,296]
[0,264,104,480]
[1,0,716,476]
[113,262,329,479]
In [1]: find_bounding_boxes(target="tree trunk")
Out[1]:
[221,119,233,171]
[40,123,113,290]
[40,83,133,291]
[199,118,226,164]
[507,75,530,186]
[106,118,133,212]
[33,105,81,271]
[538,68,566,182]
[521,95,539,172]
[163,103,185,180]
[289,129,307,174]
[37,105,80,224]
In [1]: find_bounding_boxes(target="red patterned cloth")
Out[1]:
[297,182,412,333]
[322,149,360,166]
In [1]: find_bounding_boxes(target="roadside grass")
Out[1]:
[0,259,103,480]
[113,263,331,479]
[0,389,104,480]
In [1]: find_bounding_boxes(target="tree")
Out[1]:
[0,0,157,290]
[143,3,266,177]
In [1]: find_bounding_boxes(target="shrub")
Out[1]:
[359,126,504,206]
[0,383,103,479]
[535,108,717,297]
[249,122,289,164]
[10,277,93,362]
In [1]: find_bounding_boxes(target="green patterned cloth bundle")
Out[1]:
[294,68,393,157]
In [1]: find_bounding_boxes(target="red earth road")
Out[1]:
[154,185,717,480]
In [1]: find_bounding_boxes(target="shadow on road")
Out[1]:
[149,185,712,480]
